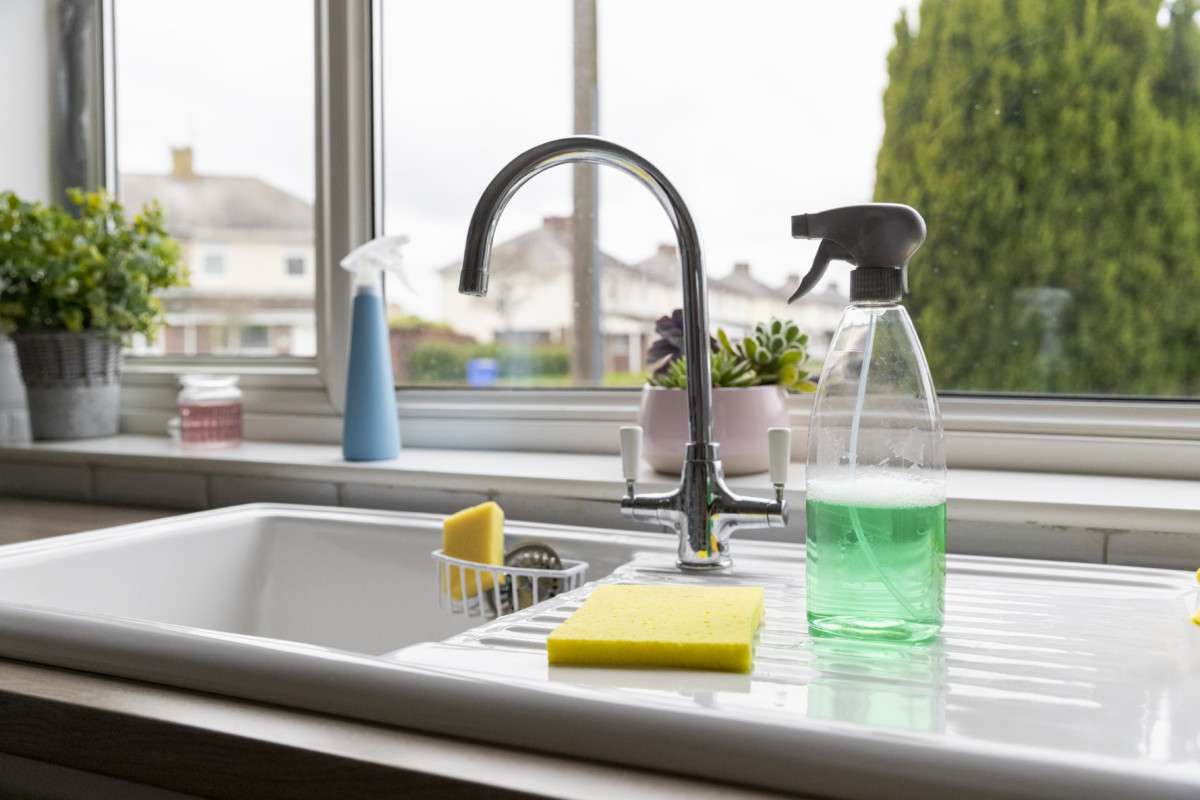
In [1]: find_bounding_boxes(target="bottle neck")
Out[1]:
[848,298,901,309]
[849,267,903,303]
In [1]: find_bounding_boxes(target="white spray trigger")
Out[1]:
[340,234,415,293]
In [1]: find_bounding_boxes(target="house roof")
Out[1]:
[439,216,629,277]
[711,262,779,299]
[119,173,312,238]
[776,273,849,308]
[628,244,682,285]
[443,218,793,302]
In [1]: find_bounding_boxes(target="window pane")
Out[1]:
[114,0,316,358]
[381,1,1200,398]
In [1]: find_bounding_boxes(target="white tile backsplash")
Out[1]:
[496,493,630,532]
[949,520,1107,563]
[340,482,489,516]
[210,475,338,508]
[94,468,208,510]
[0,461,92,501]
[1107,529,1200,571]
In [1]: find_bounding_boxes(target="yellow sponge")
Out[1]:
[442,501,505,601]
[547,585,765,673]
[1193,569,1200,628]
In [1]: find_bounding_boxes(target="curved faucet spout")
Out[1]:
[459,135,713,448]
[459,136,787,570]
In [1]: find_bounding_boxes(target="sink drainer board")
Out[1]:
[0,504,1195,799]
[394,554,1200,800]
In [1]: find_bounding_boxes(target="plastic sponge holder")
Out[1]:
[432,548,588,620]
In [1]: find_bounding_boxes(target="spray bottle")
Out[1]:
[788,204,945,642]
[339,235,410,461]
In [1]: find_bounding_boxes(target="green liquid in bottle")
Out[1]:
[806,475,946,643]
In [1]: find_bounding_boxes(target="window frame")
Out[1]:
[95,0,364,421]
[72,0,1200,482]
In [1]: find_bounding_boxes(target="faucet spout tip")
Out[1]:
[458,267,489,297]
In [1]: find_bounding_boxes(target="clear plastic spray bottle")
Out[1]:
[339,235,410,462]
[788,204,945,642]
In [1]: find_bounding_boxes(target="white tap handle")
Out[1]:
[620,426,643,483]
[768,427,792,487]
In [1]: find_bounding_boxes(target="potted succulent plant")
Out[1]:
[640,309,816,475]
[0,188,186,440]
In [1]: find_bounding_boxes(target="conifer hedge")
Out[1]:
[875,0,1200,395]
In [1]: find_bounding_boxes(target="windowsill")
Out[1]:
[1,435,1197,570]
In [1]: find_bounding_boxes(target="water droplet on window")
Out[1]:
[1031,88,1040,94]
[994,108,1001,115]
[974,104,981,110]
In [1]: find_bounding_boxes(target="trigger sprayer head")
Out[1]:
[340,234,414,294]
[788,203,926,304]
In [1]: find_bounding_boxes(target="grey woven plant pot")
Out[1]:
[10,330,124,441]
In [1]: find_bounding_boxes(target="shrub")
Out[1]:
[0,188,186,342]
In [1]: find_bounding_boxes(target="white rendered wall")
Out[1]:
[0,0,50,442]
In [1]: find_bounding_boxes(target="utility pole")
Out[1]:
[571,0,602,385]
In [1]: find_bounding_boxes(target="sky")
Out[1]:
[115,0,918,317]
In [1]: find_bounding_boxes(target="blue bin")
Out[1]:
[466,357,499,386]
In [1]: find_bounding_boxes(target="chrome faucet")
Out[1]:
[459,136,789,570]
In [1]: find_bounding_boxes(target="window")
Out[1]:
[285,256,306,277]
[112,0,316,359]
[201,248,227,277]
[64,0,1200,477]
[379,2,915,389]
[380,0,1200,402]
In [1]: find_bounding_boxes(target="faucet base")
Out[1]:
[676,558,732,573]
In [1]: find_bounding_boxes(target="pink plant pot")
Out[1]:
[638,384,792,476]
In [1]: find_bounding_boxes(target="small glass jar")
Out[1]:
[177,375,243,448]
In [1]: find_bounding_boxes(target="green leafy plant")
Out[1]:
[0,188,187,342]
[718,317,815,392]
[655,348,758,389]
[646,309,716,383]
[647,310,816,392]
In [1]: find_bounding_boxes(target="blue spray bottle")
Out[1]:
[339,236,410,461]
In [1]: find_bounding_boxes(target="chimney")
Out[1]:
[172,147,196,180]
[544,216,571,235]
[734,262,751,276]
[657,244,677,258]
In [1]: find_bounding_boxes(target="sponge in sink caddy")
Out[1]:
[547,585,765,673]
[442,501,505,601]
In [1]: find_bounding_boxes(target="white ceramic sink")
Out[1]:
[0,503,1196,799]
[0,503,665,656]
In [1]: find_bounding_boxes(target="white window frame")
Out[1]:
[78,0,1200,481]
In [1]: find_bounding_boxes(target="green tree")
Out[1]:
[875,0,1200,395]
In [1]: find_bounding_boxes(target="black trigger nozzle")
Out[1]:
[788,239,855,304]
